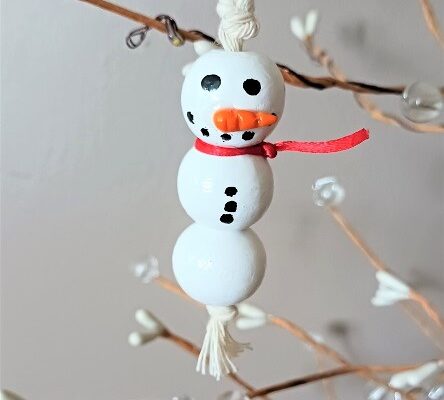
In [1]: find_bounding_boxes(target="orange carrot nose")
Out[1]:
[213,109,278,132]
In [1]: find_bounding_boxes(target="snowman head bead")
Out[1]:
[181,49,285,148]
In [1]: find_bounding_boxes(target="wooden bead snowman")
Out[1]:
[173,0,368,380]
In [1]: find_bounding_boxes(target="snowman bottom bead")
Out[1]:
[172,223,266,306]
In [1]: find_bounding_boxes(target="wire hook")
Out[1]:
[156,15,184,47]
[125,15,184,49]
[126,26,150,49]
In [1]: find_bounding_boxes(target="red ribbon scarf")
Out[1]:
[195,128,369,159]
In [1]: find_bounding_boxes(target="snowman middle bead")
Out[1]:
[178,50,285,230]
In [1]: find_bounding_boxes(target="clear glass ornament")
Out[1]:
[312,176,345,207]
[217,391,250,400]
[401,81,443,123]
[428,385,444,400]
[130,255,160,283]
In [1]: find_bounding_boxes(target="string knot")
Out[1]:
[207,305,238,322]
[217,0,259,51]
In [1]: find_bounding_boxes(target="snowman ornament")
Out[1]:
[172,0,368,380]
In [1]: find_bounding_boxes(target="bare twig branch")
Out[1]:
[153,276,406,395]
[162,329,256,392]
[246,364,419,398]
[80,0,427,96]
[419,0,444,49]
[268,315,399,393]
[303,36,444,134]
[328,206,444,343]
[314,352,338,400]
[155,276,199,305]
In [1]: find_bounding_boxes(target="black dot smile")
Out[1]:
[221,134,232,141]
[224,201,237,212]
[219,187,238,225]
[220,214,234,224]
[225,187,238,197]
[187,111,194,124]
[200,128,209,137]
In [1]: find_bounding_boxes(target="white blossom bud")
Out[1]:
[290,16,306,40]
[128,331,159,346]
[193,40,216,56]
[128,309,166,346]
[182,63,193,76]
[135,309,165,334]
[371,271,410,306]
[235,303,267,330]
[390,361,444,390]
[305,10,319,36]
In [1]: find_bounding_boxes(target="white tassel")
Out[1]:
[196,305,251,380]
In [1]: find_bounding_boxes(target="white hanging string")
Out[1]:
[194,0,257,380]
[217,0,259,51]
[196,305,251,380]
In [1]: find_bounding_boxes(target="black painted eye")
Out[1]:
[201,74,221,91]
[243,79,261,95]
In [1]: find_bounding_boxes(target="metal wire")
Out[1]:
[126,15,184,49]
[126,26,150,49]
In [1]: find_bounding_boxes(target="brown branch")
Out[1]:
[269,316,349,365]
[155,276,352,367]
[303,36,444,134]
[268,315,399,393]
[402,301,444,353]
[80,0,418,96]
[246,364,418,398]
[419,0,444,49]
[79,0,202,41]
[328,206,444,343]
[314,352,338,400]
[353,93,444,134]
[155,276,199,305]
[327,206,388,272]
[153,276,405,396]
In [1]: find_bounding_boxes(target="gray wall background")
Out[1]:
[1,1,444,399]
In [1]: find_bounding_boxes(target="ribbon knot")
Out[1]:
[261,142,278,158]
